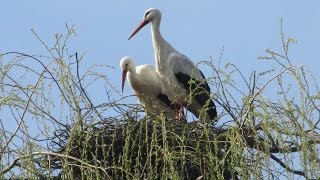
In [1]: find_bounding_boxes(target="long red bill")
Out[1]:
[121,70,127,93]
[128,19,149,40]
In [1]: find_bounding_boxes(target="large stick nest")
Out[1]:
[49,116,239,180]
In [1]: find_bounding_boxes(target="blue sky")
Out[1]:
[1,1,320,116]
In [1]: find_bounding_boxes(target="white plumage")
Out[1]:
[120,56,176,119]
[128,8,217,123]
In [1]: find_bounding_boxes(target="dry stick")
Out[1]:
[250,71,257,127]
[75,52,104,121]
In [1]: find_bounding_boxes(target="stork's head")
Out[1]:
[128,8,161,40]
[120,56,135,93]
[143,8,161,23]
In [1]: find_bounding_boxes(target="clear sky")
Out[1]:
[1,1,320,115]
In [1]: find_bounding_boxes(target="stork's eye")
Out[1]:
[125,64,128,67]
[145,11,150,18]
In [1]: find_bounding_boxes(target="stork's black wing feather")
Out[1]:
[175,72,217,120]
[157,93,173,109]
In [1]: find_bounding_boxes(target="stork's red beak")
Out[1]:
[121,70,127,93]
[128,19,149,40]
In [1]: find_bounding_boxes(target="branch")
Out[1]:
[0,52,75,111]
[0,151,133,178]
[75,52,104,121]
[0,66,45,154]
[241,66,291,126]
[270,154,305,177]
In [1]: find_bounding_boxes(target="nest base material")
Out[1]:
[51,117,238,179]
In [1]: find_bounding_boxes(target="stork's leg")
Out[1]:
[179,97,185,120]
[174,98,184,121]
[179,103,184,118]
[174,104,181,120]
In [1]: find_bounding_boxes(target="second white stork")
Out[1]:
[128,8,217,123]
[120,56,177,120]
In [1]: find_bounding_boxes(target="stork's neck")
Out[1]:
[127,68,139,88]
[151,21,175,71]
[128,67,137,76]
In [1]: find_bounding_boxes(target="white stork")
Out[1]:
[128,8,217,123]
[120,56,177,120]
